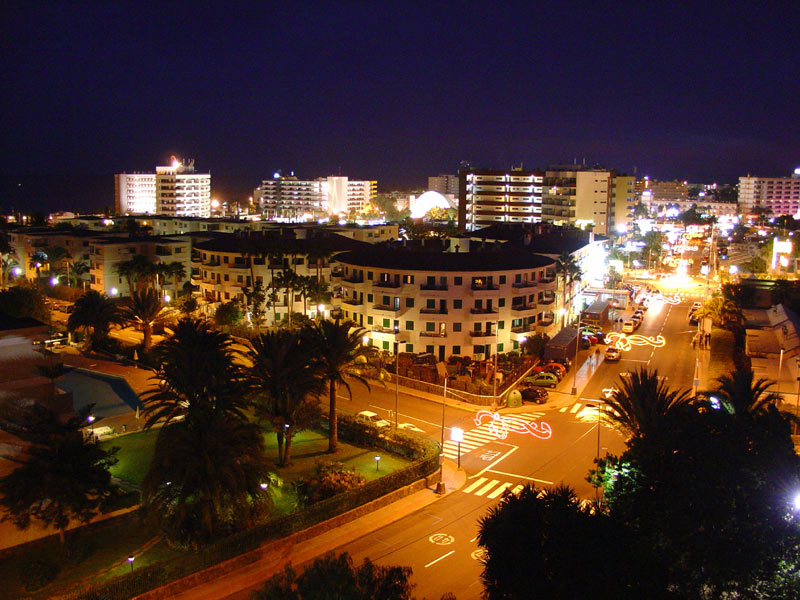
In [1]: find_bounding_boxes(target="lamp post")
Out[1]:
[795,358,800,426]
[374,455,381,472]
[127,555,135,574]
[436,376,452,494]
[393,324,400,430]
[493,323,499,409]
[571,316,582,396]
[778,345,785,398]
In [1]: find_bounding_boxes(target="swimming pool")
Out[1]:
[57,368,143,418]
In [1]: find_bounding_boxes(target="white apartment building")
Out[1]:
[333,247,558,361]
[572,171,612,235]
[458,170,544,230]
[156,158,211,218]
[8,228,98,285]
[89,235,192,297]
[610,175,636,233]
[739,170,800,215]
[255,175,377,220]
[115,173,157,214]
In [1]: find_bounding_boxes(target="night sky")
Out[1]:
[2,1,798,213]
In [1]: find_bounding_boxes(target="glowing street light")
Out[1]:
[374,455,381,472]
[127,554,135,574]
[451,427,464,468]
[163,294,171,303]
[50,276,59,286]
[109,287,119,297]
[259,482,268,490]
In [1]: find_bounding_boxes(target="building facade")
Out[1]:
[739,170,800,215]
[255,175,377,220]
[115,173,157,214]
[428,174,460,198]
[156,158,211,218]
[332,247,558,361]
[458,169,544,230]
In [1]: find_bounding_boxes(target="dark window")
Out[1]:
[406,320,414,330]
[426,322,435,331]
[453,345,461,355]
[406,297,414,307]
[453,322,462,332]
[454,299,462,309]
[454,277,463,285]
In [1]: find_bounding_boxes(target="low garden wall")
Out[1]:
[61,416,440,600]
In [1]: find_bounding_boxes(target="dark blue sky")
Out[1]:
[2,1,798,212]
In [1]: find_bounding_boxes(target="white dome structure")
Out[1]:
[410,190,455,219]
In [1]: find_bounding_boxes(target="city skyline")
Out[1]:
[2,2,799,212]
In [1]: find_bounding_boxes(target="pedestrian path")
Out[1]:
[559,401,619,420]
[460,477,525,499]
[441,411,545,459]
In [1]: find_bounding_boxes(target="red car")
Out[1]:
[533,362,567,376]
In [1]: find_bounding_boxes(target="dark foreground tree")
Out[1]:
[67,290,124,351]
[0,402,118,546]
[251,552,418,600]
[141,412,272,547]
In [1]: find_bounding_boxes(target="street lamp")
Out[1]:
[87,414,95,437]
[779,346,785,398]
[487,322,499,410]
[436,375,455,495]
[393,324,400,429]
[571,316,583,396]
[374,455,381,472]
[127,555,135,574]
[451,427,464,469]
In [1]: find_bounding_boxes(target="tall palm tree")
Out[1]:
[167,261,187,301]
[247,330,326,465]
[115,259,136,296]
[28,250,49,287]
[304,319,372,453]
[72,260,90,289]
[266,239,286,325]
[555,251,582,325]
[306,241,332,283]
[130,255,155,292]
[67,290,125,351]
[141,318,249,428]
[307,279,332,317]
[603,367,693,441]
[141,409,272,547]
[46,245,72,285]
[123,288,175,352]
[275,268,300,328]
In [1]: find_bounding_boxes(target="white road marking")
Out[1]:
[487,482,514,499]
[425,550,455,568]
[462,478,488,493]
[474,480,501,497]
[471,444,518,479]
[485,470,553,484]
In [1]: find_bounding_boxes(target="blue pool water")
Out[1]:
[58,368,143,418]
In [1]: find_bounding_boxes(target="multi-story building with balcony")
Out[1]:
[115,172,157,214]
[191,231,367,321]
[156,158,211,218]
[8,227,101,286]
[332,246,558,361]
[254,175,377,220]
[88,235,192,297]
[739,170,800,215]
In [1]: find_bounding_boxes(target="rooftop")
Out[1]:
[193,231,369,254]
[334,247,554,272]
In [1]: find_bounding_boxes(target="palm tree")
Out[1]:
[141,318,249,429]
[130,255,155,292]
[1,253,19,288]
[46,245,72,285]
[0,402,118,546]
[141,410,272,547]
[167,261,187,301]
[28,250,49,287]
[306,241,333,283]
[304,319,372,453]
[72,260,90,289]
[247,330,326,465]
[115,259,136,296]
[275,268,300,328]
[603,367,693,440]
[266,239,286,325]
[123,288,175,352]
[696,296,744,331]
[555,251,582,325]
[710,369,795,421]
[67,290,125,351]
[307,279,332,317]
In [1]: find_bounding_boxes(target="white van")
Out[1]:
[622,321,635,333]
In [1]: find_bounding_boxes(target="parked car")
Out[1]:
[622,321,635,333]
[594,331,607,344]
[398,422,425,433]
[524,372,559,388]
[356,410,391,428]
[552,358,572,371]
[519,386,549,404]
[533,362,566,376]
[605,347,622,362]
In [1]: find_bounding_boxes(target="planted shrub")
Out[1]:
[19,558,60,592]
[294,461,366,505]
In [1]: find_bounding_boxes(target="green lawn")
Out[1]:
[3,427,414,598]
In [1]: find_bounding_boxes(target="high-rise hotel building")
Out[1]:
[156,158,211,218]
[739,169,800,215]
[459,167,626,235]
[255,175,377,220]
[115,157,211,217]
[115,173,157,214]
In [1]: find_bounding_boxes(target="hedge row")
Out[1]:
[63,418,440,600]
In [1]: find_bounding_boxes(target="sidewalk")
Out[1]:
[140,461,467,600]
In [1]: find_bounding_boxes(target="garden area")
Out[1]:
[0,425,417,599]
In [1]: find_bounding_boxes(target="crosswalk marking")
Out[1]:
[474,480,501,496]
[569,404,581,413]
[511,484,524,494]
[463,478,488,493]
[487,482,514,499]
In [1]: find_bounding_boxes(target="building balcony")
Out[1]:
[420,283,448,291]
[537,316,555,326]
[343,275,364,284]
[512,280,537,288]
[341,297,363,306]
[511,324,536,334]
[373,280,401,289]
[470,307,498,314]
[538,296,555,306]
[330,269,344,278]
[420,331,447,338]
[511,303,537,313]
[469,330,496,338]
[471,283,499,291]
[372,303,403,313]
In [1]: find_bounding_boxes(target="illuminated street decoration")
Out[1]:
[650,292,681,305]
[473,410,552,440]
[605,332,666,352]
[602,387,618,399]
